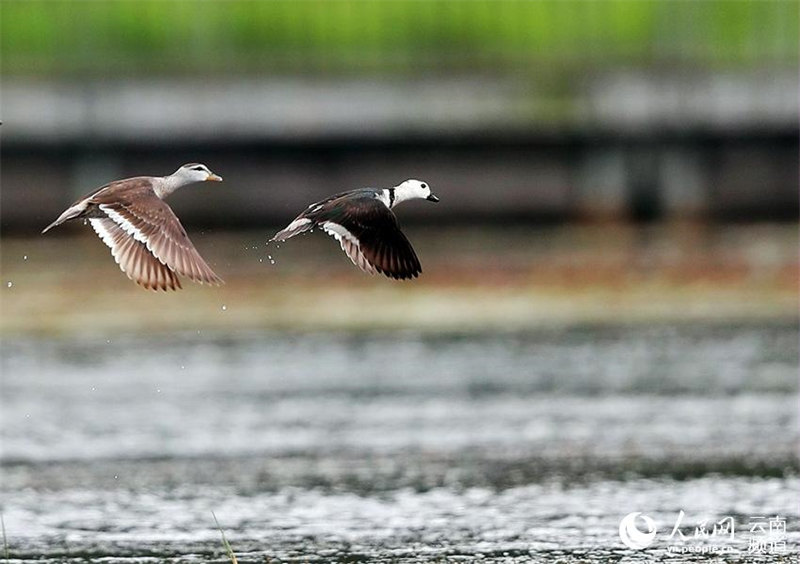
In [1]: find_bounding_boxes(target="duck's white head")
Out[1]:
[172,163,223,185]
[392,179,439,207]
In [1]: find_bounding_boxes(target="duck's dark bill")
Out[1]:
[427,194,440,202]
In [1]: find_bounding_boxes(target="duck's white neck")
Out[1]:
[381,185,420,209]
[154,174,194,199]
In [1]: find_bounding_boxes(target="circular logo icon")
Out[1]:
[619,512,657,550]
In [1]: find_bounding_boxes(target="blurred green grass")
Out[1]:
[2,0,797,77]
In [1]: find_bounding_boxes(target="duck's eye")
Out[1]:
[421,183,427,189]
[192,166,205,171]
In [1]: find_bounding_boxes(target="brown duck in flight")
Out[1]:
[42,163,225,291]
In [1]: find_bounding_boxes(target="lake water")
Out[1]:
[1,322,798,562]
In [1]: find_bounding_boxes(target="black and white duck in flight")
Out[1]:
[42,163,225,291]
[271,179,439,280]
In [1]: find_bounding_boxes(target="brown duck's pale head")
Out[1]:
[173,163,223,184]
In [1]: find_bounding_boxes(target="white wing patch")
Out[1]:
[100,204,149,245]
[321,221,357,244]
[321,221,377,275]
[89,218,124,272]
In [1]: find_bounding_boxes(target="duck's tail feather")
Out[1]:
[42,202,88,234]
[270,217,314,242]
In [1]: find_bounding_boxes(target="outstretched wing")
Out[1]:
[312,195,422,280]
[90,218,182,291]
[90,185,224,286]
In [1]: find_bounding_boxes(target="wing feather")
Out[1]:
[96,195,223,286]
[312,195,421,280]
[89,218,181,291]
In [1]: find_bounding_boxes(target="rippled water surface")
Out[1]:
[2,323,798,562]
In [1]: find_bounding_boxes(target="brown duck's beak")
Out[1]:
[427,194,440,202]
[206,173,223,182]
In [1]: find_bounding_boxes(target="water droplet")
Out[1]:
[259,258,263,263]
[114,475,118,480]
[156,388,161,393]
[6,281,12,288]
[221,305,227,311]
[91,386,96,391]
[23,255,28,260]
[180,365,185,370]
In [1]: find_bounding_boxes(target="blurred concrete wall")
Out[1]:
[2,72,797,232]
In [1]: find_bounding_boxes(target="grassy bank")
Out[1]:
[1,225,796,337]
